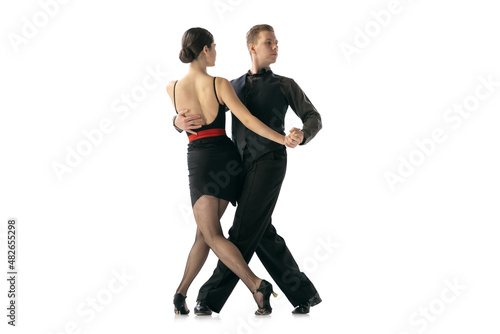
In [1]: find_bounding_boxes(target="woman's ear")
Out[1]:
[203,45,209,55]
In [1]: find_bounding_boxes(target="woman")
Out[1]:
[166,27,298,315]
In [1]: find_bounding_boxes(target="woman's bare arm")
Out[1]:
[218,78,286,145]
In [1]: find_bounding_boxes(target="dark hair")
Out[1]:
[246,24,274,50]
[179,27,214,63]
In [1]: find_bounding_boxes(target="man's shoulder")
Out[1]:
[270,72,295,84]
[273,73,300,90]
[230,73,247,85]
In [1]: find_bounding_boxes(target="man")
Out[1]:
[174,24,322,314]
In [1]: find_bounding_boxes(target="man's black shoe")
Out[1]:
[194,300,212,316]
[292,303,310,314]
[292,293,322,314]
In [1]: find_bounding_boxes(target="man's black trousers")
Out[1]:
[197,149,319,312]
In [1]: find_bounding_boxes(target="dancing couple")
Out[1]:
[166,24,322,316]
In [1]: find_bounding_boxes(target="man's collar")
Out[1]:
[247,67,271,77]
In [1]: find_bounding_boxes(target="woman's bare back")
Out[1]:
[168,74,221,126]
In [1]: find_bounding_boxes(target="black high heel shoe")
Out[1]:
[252,280,278,315]
[173,293,190,315]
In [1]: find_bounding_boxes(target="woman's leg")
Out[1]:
[193,195,264,306]
[174,197,239,311]
[176,228,208,296]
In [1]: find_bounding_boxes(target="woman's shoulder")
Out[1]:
[166,79,178,92]
[166,75,191,92]
[166,80,176,99]
[214,76,230,82]
[213,76,231,88]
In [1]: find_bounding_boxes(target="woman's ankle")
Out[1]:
[252,278,263,293]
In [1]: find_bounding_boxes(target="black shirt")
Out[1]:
[231,67,322,161]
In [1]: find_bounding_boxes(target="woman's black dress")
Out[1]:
[174,77,242,207]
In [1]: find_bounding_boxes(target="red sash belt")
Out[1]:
[188,129,226,142]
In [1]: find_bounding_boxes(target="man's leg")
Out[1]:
[197,150,286,312]
[255,222,320,307]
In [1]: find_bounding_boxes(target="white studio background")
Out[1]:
[1,0,499,333]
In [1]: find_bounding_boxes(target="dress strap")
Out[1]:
[213,77,221,105]
[173,80,179,112]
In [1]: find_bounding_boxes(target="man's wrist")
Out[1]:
[173,115,183,133]
[299,129,306,145]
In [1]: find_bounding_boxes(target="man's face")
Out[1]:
[252,31,278,65]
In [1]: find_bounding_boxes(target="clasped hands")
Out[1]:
[284,128,303,148]
[174,109,303,148]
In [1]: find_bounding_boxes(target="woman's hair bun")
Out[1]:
[179,28,214,64]
[179,47,195,63]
